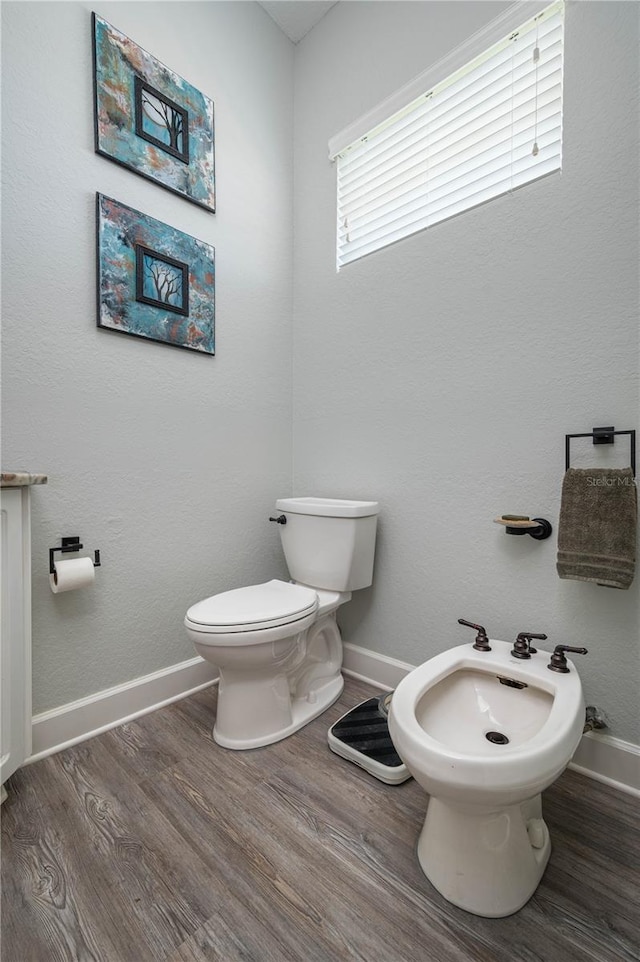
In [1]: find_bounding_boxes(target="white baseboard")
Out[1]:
[569,732,640,798]
[342,641,415,691]
[28,657,218,764]
[342,642,640,798]
[25,643,640,799]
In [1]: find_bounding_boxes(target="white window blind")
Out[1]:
[333,1,564,269]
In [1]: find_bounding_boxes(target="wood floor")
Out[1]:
[2,677,638,962]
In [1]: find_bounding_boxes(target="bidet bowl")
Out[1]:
[389,640,585,809]
[388,640,586,916]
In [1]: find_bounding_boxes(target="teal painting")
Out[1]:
[93,14,215,211]
[97,194,215,355]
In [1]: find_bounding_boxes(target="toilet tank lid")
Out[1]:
[275,497,379,518]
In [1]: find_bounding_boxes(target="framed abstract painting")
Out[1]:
[96,194,215,355]
[92,13,215,211]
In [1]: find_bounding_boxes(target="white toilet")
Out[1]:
[185,497,379,750]
[388,639,585,917]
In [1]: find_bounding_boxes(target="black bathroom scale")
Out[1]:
[328,692,412,785]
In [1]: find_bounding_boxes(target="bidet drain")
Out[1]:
[486,731,510,745]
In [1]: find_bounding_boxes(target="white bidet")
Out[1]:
[388,639,585,917]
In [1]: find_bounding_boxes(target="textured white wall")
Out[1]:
[2,1,294,712]
[293,2,640,741]
[3,1,639,744]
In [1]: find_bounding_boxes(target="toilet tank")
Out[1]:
[274,497,379,592]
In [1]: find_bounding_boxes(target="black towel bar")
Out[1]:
[565,427,636,477]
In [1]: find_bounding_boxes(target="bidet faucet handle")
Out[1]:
[514,631,548,656]
[547,645,588,673]
[269,514,287,525]
[458,618,491,652]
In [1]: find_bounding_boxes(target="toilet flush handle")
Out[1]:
[269,514,287,524]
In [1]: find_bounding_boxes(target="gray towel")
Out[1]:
[556,468,637,589]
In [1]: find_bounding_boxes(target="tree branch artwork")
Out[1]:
[93,15,214,210]
[98,195,214,355]
[133,77,189,164]
[141,88,184,154]
[144,255,183,306]
[135,244,189,317]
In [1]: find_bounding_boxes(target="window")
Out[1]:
[331,1,564,269]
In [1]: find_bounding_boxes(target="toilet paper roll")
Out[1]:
[50,557,95,593]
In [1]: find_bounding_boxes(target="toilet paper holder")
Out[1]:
[49,536,101,574]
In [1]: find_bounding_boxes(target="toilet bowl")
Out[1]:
[185,579,349,749]
[388,639,585,917]
[185,498,379,750]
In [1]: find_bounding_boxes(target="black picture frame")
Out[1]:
[134,77,190,165]
[135,244,189,316]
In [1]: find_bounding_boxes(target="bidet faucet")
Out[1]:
[458,618,491,652]
[547,645,588,673]
[511,631,547,659]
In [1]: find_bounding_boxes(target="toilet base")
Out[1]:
[417,793,551,917]
[213,672,344,750]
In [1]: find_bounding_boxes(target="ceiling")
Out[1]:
[259,1,338,43]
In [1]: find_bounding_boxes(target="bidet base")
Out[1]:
[417,794,551,917]
[213,673,344,750]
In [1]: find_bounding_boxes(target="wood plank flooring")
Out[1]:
[2,677,638,962]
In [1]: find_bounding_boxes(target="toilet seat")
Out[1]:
[185,579,318,634]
